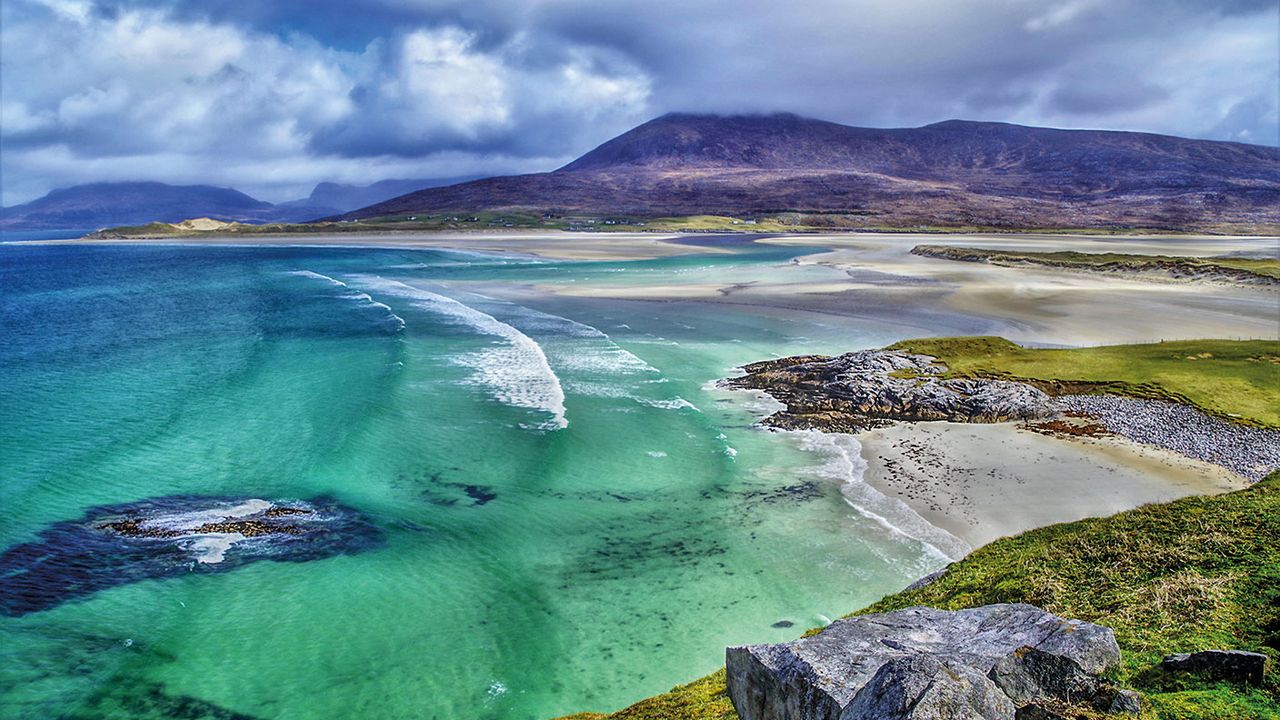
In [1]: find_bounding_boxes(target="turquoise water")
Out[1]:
[1,242,954,719]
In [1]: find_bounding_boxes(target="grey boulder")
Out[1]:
[726,604,1121,720]
[1162,650,1269,686]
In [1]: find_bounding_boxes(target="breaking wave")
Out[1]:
[288,270,406,332]
[792,431,971,563]
[353,277,568,430]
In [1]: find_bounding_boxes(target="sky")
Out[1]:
[1,0,1277,205]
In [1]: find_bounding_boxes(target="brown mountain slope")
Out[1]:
[340,114,1280,231]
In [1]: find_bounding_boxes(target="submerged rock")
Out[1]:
[726,604,1123,720]
[0,495,382,617]
[1162,649,1269,686]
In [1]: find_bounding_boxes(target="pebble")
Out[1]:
[1054,395,1280,481]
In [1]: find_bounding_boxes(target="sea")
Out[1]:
[0,239,986,719]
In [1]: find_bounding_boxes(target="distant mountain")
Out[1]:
[341,113,1280,230]
[288,177,480,214]
[0,182,291,230]
[0,177,487,231]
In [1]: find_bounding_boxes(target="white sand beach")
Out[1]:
[854,421,1248,551]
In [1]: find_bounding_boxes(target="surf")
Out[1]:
[351,277,568,430]
[288,270,406,332]
[791,430,971,564]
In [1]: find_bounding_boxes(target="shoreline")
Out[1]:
[724,344,1275,557]
[4,231,722,261]
[8,228,1278,260]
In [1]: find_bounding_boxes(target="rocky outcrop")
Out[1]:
[726,604,1130,720]
[1162,650,1269,686]
[723,349,1280,482]
[722,350,1053,431]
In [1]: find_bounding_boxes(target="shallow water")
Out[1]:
[0,242,960,720]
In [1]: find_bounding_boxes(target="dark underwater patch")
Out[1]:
[0,495,383,617]
[415,470,499,507]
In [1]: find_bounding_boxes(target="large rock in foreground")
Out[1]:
[726,604,1122,720]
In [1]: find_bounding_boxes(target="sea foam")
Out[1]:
[287,270,348,287]
[353,277,568,430]
[288,270,406,332]
[792,431,971,563]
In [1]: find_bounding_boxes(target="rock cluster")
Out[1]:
[99,507,314,539]
[1054,395,1280,481]
[726,603,1133,720]
[723,351,1054,431]
[724,349,1280,482]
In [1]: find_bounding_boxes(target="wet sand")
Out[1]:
[855,421,1248,550]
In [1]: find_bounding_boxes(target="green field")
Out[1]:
[884,337,1280,428]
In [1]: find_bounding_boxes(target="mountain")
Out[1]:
[0,177,489,231]
[341,113,1280,231]
[287,177,480,214]
[0,182,294,230]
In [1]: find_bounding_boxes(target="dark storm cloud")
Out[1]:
[2,0,1276,205]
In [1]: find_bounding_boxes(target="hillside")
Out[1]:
[342,114,1280,232]
[292,177,479,214]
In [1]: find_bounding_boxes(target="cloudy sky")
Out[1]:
[2,0,1277,205]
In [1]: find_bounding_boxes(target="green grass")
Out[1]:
[562,471,1280,720]
[885,337,1280,428]
[913,245,1280,282]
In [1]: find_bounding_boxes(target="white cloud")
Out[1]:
[392,28,512,136]
[1025,0,1104,32]
[0,1,652,204]
[1,0,1273,207]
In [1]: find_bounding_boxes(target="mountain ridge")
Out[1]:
[341,113,1280,231]
[0,177,465,231]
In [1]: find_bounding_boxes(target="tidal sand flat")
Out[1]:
[3,234,1277,719]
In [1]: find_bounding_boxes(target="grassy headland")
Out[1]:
[912,245,1280,286]
[885,337,1280,429]
[558,338,1280,720]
